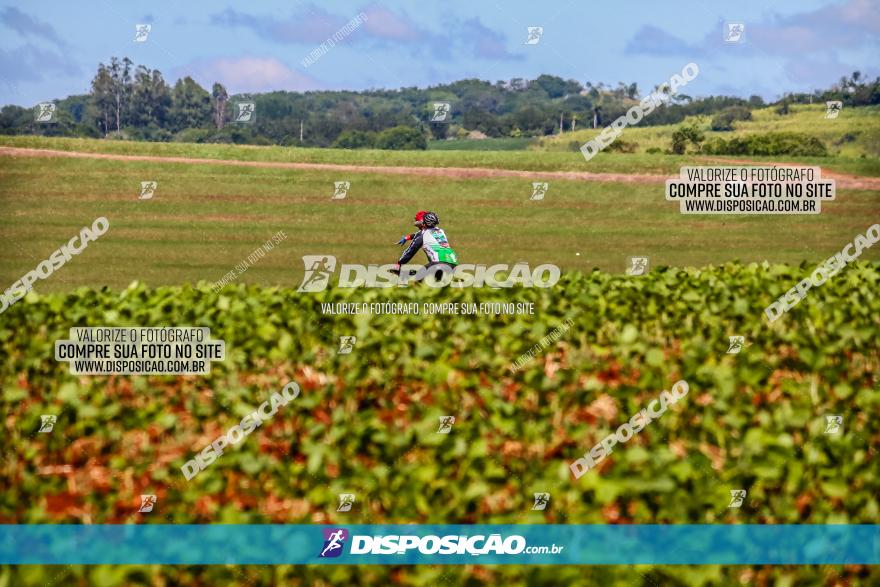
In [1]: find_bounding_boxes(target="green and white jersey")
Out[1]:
[398,227,459,265]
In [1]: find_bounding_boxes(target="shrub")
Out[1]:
[671,124,705,154]
[3,264,879,584]
[173,128,214,143]
[332,130,377,149]
[710,106,752,131]
[703,132,828,157]
[374,125,427,150]
[605,139,638,153]
[126,124,173,142]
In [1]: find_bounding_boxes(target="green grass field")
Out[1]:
[3,133,880,177]
[428,137,536,151]
[0,137,878,291]
[539,104,880,160]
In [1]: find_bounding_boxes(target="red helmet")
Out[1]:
[414,210,439,228]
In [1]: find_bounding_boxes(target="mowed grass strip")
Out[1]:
[0,155,878,291]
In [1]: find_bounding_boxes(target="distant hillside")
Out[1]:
[537,104,880,159]
[1,58,877,152]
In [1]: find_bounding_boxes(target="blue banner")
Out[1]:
[1,525,877,565]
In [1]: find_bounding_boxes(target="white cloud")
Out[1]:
[178,57,320,93]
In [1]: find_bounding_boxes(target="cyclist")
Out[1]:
[393,211,458,280]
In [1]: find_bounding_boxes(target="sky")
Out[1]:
[0,0,878,106]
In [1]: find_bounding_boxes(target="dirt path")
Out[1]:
[695,156,880,190]
[3,146,879,190]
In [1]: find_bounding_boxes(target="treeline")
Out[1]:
[1,58,878,149]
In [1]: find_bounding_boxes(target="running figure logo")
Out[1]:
[437,416,455,434]
[431,102,450,122]
[298,255,337,292]
[134,24,151,42]
[525,27,544,45]
[724,23,745,43]
[319,528,349,558]
[824,415,843,435]
[627,256,649,276]
[35,102,56,122]
[532,492,550,511]
[332,181,350,200]
[139,181,157,200]
[825,101,842,119]
[234,101,256,123]
[138,494,157,513]
[727,336,745,354]
[728,489,746,508]
[38,415,57,433]
[338,336,357,354]
[337,494,355,512]
[530,182,549,201]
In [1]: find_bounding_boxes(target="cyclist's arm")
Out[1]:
[398,231,423,264]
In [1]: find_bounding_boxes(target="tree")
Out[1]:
[748,95,765,108]
[710,106,752,131]
[374,126,426,150]
[130,66,171,128]
[332,130,377,149]
[168,77,212,132]
[462,109,502,136]
[89,63,115,135]
[429,123,448,140]
[0,105,31,135]
[534,75,569,98]
[107,57,133,133]
[627,83,639,99]
[212,83,229,130]
[671,124,704,154]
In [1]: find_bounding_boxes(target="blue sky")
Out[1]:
[1,0,878,106]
